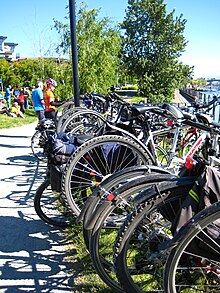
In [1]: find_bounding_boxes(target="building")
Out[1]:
[0,36,19,61]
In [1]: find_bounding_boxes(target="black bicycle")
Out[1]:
[31,119,56,161]
[164,200,220,293]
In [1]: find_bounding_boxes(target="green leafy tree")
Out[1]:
[0,58,72,100]
[0,59,19,87]
[54,3,121,94]
[191,78,207,88]
[121,0,193,102]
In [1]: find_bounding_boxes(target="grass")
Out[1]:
[65,225,116,292]
[0,107,37,129]
[129,96,145,103]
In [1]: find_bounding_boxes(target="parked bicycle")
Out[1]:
[79,101,220,292]
[164,200,220,293]
[31,118,56,161]
[32,93,220,293]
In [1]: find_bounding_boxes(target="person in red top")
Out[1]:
[17,88,25,113]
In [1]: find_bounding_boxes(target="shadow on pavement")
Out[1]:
[0,148,75,291]
[0,134,31,139]
[0,215,75,292]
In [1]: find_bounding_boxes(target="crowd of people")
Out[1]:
[0,85,30,118]
[0,78,63,120]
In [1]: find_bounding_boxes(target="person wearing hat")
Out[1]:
[43,78,64,120]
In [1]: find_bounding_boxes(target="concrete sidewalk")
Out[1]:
[0,122,74,292]
[173,89,191,105]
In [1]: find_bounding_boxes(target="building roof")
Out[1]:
[5,42,18,46]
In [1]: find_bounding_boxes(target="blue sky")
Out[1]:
[0,0,220,78]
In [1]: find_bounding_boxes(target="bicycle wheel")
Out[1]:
[113,178,195,293]
[155,144,169,166]
[31,130,47,161]
[89,174,178,293]
[82,165,171,250]
[59,109,107,134]
[34,179,71,228]
[56,106,85,132]
[81,165,154,249]
[62,134,153,217]
[164,201,220,293]
[54,100,75,125]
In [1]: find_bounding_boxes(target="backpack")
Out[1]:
[47,132,78,165]
[48,132,92,192]
[171,165,220,261]
[47,132,78,191]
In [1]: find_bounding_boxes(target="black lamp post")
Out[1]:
[69,0,80,106]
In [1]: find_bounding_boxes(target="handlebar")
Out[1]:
[195,95,218,110]
[108,92,129,104]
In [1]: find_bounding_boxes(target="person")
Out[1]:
[5,85,12,108]
[17,88,25,113]
[13,86,20,102]
[24,87,30,110]
[11,102,25,118]
[43,78,63,120]
[194,95,198,105]
[0,95,14,117]
[32,81,45,122]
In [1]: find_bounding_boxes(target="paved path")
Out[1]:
[173,89,191,105]
[0,123,74,292]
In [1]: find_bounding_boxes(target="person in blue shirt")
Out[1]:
[31,81,45,122]
[12,85,20,102]
[5,85,11,108]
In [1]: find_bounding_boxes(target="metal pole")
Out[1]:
[69,0,80,106]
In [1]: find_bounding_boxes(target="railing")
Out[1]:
[181,88,220,122]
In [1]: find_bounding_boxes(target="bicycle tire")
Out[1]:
[89,174,178,292]
[34,179,71,228]
[82,165,171,250]
[164,201,220,293]
[56,106,85,132]
[113,178,195,293]
[59,109,107,134]
[81,164,172,227]
[31,130,47,161]
[54,100,75,125]
[81,165,153,250]
[155,144,169,166]
[62,134,154,216]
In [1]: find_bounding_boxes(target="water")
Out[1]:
[197,90,220,122]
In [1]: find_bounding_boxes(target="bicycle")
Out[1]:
[31,118,56,161]
[112,119,220,292]
[112,175,197,292]
[87,112,220,292]
[164,200,220,293]
[33,132,87,227]
[88,171,181,292]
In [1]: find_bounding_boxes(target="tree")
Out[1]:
[0,58,72,100]
[0,59,19,87]
[54,3,122,94]
[121,0,193,102]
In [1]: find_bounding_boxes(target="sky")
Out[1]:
[0,0,220,79]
